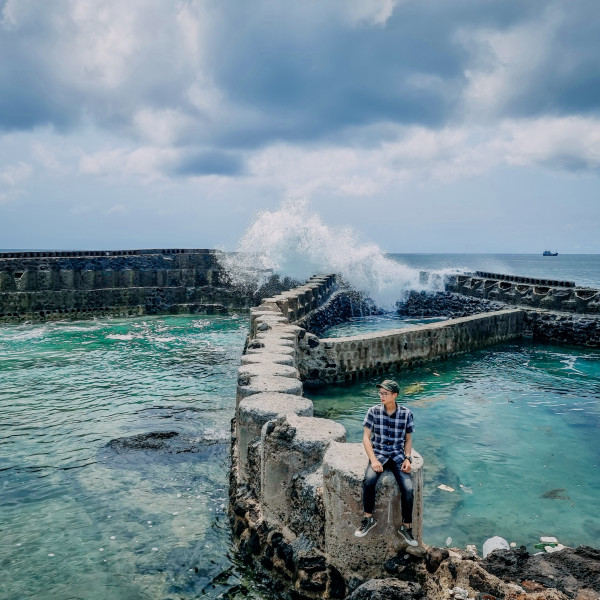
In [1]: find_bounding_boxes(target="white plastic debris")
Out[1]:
[445,537,453,547]
[540,536,558,544]
[438,484,455,492]
[483,536,510,558]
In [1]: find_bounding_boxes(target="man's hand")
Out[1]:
[371,459,383,473]
[401,458,412,473]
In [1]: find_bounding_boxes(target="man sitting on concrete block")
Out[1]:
[354,379,417,546]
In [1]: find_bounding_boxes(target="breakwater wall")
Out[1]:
[446,273,600,314]
[399,290,600,349]
[231,275,426,598]
[0,249,256,321]
[297,309,524,386]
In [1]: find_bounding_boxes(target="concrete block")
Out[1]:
[238,363,300,381]
[261,415,346,527]
[322,442,423,580]
[236,375,303,406]
[237,393,314,486]
[240,352,295,367]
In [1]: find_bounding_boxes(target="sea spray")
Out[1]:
[219,200,458,309]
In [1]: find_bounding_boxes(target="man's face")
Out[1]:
[378,389,398,407]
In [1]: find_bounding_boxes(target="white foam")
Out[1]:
[220,199,458,308]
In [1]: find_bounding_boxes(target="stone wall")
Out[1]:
[397,290,600,349]
[231,275,426,599]
[297,309,525,386]
[446,273,600,314]
[0,249,256,321]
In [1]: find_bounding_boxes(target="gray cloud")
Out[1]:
[171,150,244,177]
[1,0,599,175]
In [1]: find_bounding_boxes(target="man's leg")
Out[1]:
[355,463,380,537]
[362,462,380,516]
[389,462,417,545]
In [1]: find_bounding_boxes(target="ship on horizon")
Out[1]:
[543,250,558,256]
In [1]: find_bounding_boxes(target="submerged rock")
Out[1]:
[106,430,228,454]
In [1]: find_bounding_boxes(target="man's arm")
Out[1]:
[363,426,383,473]
[401,432,412,473]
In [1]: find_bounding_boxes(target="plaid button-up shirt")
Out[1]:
[363,403,414,466]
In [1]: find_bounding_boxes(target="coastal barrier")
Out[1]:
[232,275,428,597]
[297,309,524,386]
[446,273,600,314]
[0,249,253,321]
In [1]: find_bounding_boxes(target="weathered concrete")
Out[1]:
[230,275,427,599]
[323,442,424,580]
[447,273,600,314]
[0,248,292,321]
[298,309,525,385]
[236,393,313,490]
[261,415,346,528]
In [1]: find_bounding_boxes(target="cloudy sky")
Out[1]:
[0,0,599,253]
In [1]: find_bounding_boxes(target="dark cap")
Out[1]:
[376,379,400,394]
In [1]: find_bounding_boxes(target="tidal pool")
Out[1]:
[0,315,269,600]
[310,341,600,551]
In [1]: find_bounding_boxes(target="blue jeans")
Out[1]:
[363,460,414,524]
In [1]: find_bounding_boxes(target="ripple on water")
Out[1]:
[0,314,272,600]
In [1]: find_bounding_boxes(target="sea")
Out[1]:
[0,253,598,599]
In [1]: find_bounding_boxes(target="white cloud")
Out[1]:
[0,161,32,187]
[78,146,176,181]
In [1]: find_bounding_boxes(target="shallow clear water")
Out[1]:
[0,315,267,600]
[323,315,447,338]
[310,341,600,552]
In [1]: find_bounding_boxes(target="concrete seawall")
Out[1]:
[231,275,427,598]
[297,309,524,386]
[0,249,252,321]
[447,273,600,314]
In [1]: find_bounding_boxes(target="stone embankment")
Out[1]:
[231,274,426,599]
[397,290,600,349]
[446,273,600,314]
[298,309,524,386]
[0,249,282,322]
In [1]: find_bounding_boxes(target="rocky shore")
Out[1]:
[345,544,600,600]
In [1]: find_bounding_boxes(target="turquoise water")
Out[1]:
[324,315,447,338]
[0,315,268,600]
[310,341,600,551]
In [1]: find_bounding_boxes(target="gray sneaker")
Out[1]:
[354,516,377,537]
[398,525,418,546]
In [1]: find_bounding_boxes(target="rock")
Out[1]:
[483,536,510,558]
[426,547,449,573]
[106,430,227,454]
[345,578,423,600]
[482,545,600,598]
[466,544,478,556]
[449,586,469,599]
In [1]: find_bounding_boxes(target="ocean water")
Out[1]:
[310,341,600,551]
[389,253,600,289]
[0,315,269,600]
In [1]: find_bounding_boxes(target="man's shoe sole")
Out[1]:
[354,521,377,537]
